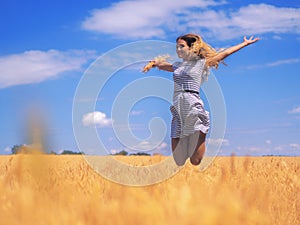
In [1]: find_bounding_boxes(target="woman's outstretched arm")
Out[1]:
[153,61,174,72]
[207,36,259,66]
[142,55,174,73]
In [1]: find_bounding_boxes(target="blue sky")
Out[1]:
[1,0,300,156]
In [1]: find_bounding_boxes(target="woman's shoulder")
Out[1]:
[172,61,182,70]
[172,61,182,66]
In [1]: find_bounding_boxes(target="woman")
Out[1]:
[147,34,259,166]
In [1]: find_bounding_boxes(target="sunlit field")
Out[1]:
[0,154,299,225]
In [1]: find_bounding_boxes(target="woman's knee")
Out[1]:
[190,156,202,166]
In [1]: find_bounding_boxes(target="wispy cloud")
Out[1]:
[273,96,300,105]
[267,58,300,67]
[231,142,300,156]
[288,106,300,114]
[73,97,104,103]
[130,110,144,116]
[129,141,168,153]
[274,143,300,155]
[246,58,300,69]
[0,49,96,88]
[82,1,300,40]
[289,143,300,149]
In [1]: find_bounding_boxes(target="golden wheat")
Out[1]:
[0,154,299,225]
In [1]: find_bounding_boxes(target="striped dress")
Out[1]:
[170,59,210,138]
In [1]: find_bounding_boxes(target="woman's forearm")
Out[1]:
[208,36,259,65]
[155,62,174,72]
[158,65,174,72]
[215,41,249,62]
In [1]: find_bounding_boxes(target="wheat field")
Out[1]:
[0,154,299,225]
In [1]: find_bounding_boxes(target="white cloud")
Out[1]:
[81,0,226,39]
[221,4,300,39]
[82,2,300,40]
[0,49,96,88]
[265,140,272,145]
[186,4,300,39]
[155,142,168,151]
[288,106,300,114]
[4,146,11,153]
[110,149,120,155]
[82,111,113,127]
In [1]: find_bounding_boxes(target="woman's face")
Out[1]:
[176,39,190,60]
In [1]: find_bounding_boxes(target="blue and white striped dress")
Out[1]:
[170,59,210,138]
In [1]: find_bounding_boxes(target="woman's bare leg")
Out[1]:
[171,138,180,151]
[189,131,206,166]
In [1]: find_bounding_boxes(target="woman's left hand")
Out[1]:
[243,36,260,45]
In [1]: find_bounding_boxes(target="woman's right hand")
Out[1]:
[142,61,156,73]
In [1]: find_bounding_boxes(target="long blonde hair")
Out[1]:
[176,33,221,68]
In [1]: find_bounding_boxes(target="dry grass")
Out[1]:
[0,154,299,225]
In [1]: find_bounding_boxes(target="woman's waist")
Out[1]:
[173,88,200,95]
[172,91,201,103]
[174,89,199,95]
[174,84,200,93]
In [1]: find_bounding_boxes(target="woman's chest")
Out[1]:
[173,61,204,83]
